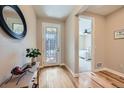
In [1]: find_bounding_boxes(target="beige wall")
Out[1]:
[0,5,37,84]
[36,18,65,65]
[105,8,124,73]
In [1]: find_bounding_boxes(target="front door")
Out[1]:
[42,23,61,66]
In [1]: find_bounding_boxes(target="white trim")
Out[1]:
[40,63,79,77]
[43,64,60,67]
[39,66,44,69]
[40,64,64,69]
[64,64,79,77]
[59,63,65,66]
[94,68,105,72]
[103,68,124,78]
[94,67,124,78]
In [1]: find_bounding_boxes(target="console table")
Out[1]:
[1,62,40,88]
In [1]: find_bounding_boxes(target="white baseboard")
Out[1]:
[94,67,124,78]
[94,68,105,72]
[39,63,78,77]
[39,63,65,68]
[103,68,124,78]
[59,63,65,66]
[39,66,44,69]
[64,64,79,77]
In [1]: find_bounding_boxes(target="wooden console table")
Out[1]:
[1,62,40,88]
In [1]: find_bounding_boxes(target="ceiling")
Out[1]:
[33,5,124,21]
[85,5,123,16]
[33,5,76,21]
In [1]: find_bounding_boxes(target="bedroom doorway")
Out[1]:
[79,16,93,73]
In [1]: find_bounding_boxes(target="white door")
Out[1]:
[42,23,61,66]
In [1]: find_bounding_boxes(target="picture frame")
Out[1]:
[114,29,124,39]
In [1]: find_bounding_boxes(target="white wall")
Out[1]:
[85,34,91,49]
[79,35,86,49]
[0,5,37,84]
[79,34,91,50]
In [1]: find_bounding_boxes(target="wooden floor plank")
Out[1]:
[100,70,124,83]
[96,72,124,88]
[87,72,115,88]
[39,66,75,88]
[39,66,124,88]
[78,72,103,88]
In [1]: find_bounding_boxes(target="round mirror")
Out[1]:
[0,5,27,39]
[3,6,24,35]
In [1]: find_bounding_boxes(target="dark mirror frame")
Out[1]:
[0,5,27,39]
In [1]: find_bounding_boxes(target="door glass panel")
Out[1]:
[45,27,58,64]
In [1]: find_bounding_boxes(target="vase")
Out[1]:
[31,58,37,66]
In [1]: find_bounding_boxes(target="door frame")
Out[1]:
[42,22,61,67]
[78,15,95,72]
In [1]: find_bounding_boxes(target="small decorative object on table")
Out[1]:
[5,63,32,85]
[26,48,41,66]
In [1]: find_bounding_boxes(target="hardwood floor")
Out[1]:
[39,66,75,88]
[39,66,124,88]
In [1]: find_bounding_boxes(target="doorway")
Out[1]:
[42,23,61,66]
[79,16,93,73]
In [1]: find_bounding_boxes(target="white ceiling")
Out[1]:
[85,5,123,16]
[33,5,76,21]
[33,5,124,21]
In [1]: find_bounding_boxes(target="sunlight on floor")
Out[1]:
[79,58,91,73]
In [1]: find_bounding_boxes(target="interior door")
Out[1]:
[42,23,61,66]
